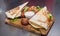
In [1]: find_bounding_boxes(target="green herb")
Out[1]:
[48,13,52,19]
[24,6,28,12]
[36,6,41,11]
[10,17,18,22]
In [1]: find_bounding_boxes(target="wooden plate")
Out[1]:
[5,18,54,35]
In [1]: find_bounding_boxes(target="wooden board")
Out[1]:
[5,18,54,35]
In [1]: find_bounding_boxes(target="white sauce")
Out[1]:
[24,11,35,18]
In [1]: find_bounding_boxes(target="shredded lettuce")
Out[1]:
[36,6,41,11]
[24,6,28,12]
[48,13,52,19]
[10,17,18,22]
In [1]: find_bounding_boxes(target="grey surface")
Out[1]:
[0,0,60,36]
[48,0,60,36]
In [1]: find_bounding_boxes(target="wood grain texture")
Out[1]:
[5,18,54,35]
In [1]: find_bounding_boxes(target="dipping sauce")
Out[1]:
[24,11,35,18]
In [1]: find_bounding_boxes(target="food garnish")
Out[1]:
[10,17,18,22]
[23,6,29,12]
[36,6,41,11]
[48,13,52,19]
